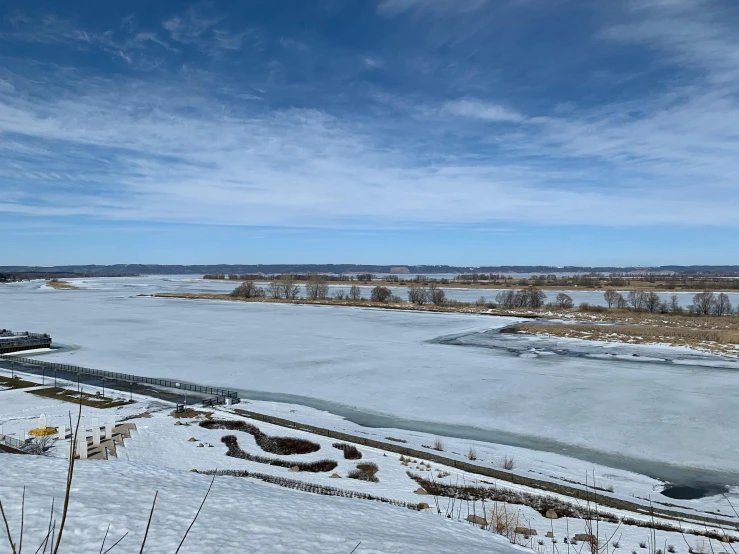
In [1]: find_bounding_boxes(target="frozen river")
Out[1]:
[2,276,739,485]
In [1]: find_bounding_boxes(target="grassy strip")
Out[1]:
[201,419,320,455]
[0,375,38,389]
[196,469,420,509]
[27,387,133,408]
[221,435,337,472]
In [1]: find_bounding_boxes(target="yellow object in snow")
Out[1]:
[28,427,57,437]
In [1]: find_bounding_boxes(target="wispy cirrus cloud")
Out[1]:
[1,0,739,237]
[441,98,526,123]
[377,0,489,16]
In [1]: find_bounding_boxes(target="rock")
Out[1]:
[414,487,428,495]
[197,443,204,448]
[417,502,430,510]
[330,473,341,478]
[466,514,487,526]
[546,532,554,538]
[515,527,537,536]
[175,421,183,426]
[190,469,198,473]
[188,437,198,442]
[574,534,597,546]
[289,466,300,472]
[545,509,559,519]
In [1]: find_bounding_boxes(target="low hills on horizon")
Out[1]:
[2,264,739,276]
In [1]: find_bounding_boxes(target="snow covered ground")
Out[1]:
[2,374,737,554]
[0,453,530,554]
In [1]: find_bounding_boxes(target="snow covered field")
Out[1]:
[1,277,739,483]
[0,455,526,554]
[2,376,737,554]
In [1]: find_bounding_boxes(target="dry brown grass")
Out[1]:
[27,387,133,408]
[509,323,739,356]
[45,280,78,290]
[170,408,212,419]
[0,375,38,389]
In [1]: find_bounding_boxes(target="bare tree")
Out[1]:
[521,287,547,308]
[555,293,574,309]
[495,290,517,308]
[603,290,620,308]
[714,293,732,316]
[668,294,681,313]
[428,284,446,306]
[333,290,346,300]
[408,285,429,305]
[627,290,648,310]
[279,275,300,300]
[348,285,362,301]
[230,281,265,299]
[370,286,392,302]
[305,275,330,300]
[496,288,546,308]
[615,292,627,309]
[692,291,715,315]
[645,292,662,313]
[267,280,282,299]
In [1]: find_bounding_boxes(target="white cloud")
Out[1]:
[1,68,738,229]
[378,0,489,16]
[442,98,526,123]
[363,56,384,69]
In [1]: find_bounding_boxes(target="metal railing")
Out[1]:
[0,434,26,452]
[0,354,240,400]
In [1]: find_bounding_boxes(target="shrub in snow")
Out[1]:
[201,420,320,455]
[221,435,337,472]
[332,442,362,459]
[348,462,379,483]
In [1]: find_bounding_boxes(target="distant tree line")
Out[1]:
[228,278,738,317]
[599,290,736,315]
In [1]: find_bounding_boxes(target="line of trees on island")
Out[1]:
[229,275,738,316]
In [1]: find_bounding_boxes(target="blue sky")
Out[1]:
[1,0,738,266]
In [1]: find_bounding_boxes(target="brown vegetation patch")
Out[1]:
[220,435,337,472]
[46,280,78,290]
[171,408,212,419]
[507,322,739,356]
[201,419,320,455]
[332,442,362,459]
[348,462,379,482]
[27,387,133,408]
[0,375,38,389]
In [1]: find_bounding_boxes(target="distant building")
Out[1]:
[390,267,410,274]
